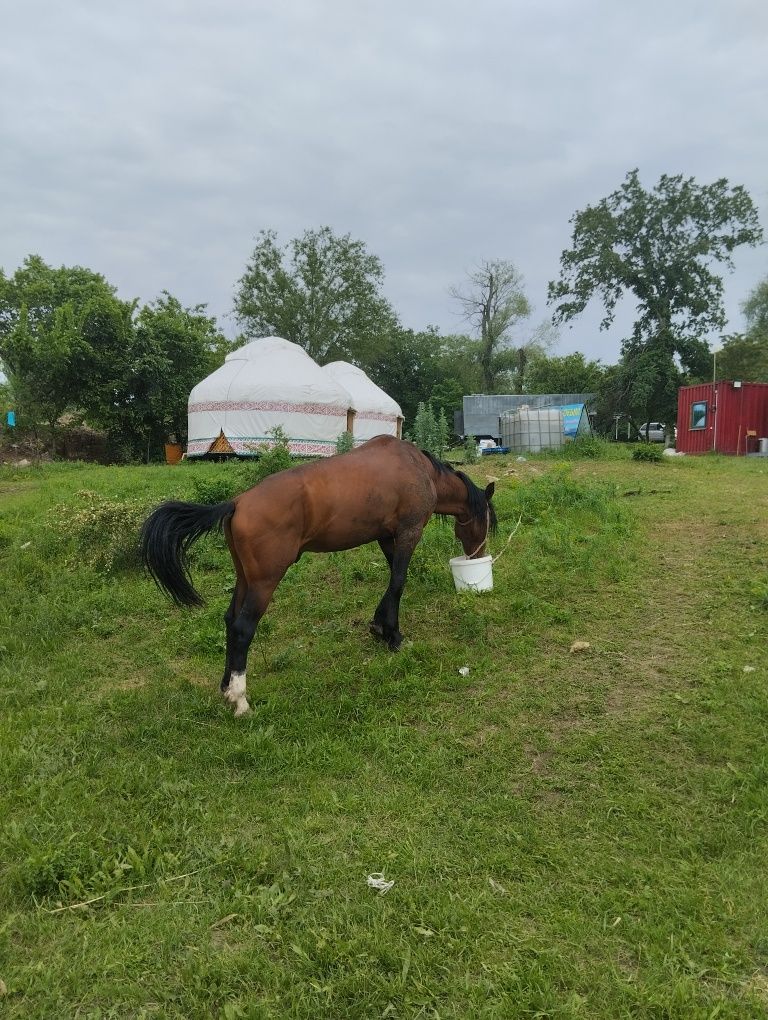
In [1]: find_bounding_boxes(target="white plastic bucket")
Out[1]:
[449,554,494,592]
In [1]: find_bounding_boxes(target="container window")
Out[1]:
[690,401,707,430]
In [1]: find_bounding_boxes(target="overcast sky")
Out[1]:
[2,0,767,365]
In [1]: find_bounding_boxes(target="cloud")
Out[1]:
[2,0,766,366]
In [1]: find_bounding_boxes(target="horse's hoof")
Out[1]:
[369,622,385,640]
[233,697,251,717]
[387,632,403,652]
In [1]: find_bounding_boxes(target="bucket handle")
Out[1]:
[490,516,522,564]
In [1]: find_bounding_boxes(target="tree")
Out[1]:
[591,363,625,436]
[435,333,483,396]
[234,227,397,364]
[0,256,131,439]
[426,333,483,430]
[742,276,768,339]
[428,378,465,432]
[366,326,444,426]
[0,254,120,340]
[365,327,481,431]
[492,320,559,393]
[714,332,768,383]
[0,304,75,438]
[714,274,768,382]
[0,256,231,460]
[525,352,605,395]
[450,259,531,391]
[548,169,764,427]
[86,292,231,460]
[618,344,685,438]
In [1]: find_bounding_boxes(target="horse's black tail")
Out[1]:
[140,500,236,607]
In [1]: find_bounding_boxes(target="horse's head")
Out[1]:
[454,480,497,558]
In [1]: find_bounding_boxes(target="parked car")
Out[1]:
[639,422,675,442]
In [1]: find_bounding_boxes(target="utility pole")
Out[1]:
[712,349,718,453]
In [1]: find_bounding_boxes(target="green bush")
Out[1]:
[191,470,245,505]
[563,435,610,459]
[335,431,355,455]
[190,427,294,504]
[631,443,664,463]
[536,435,612,461]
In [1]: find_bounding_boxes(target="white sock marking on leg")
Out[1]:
[227,671,250,715]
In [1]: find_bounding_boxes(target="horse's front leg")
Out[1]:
[370,537,395,642]
[371,529,421,651]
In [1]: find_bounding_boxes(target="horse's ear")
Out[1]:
[485,482,495,500]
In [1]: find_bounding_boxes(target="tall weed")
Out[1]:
[15,833,181,903]
[252,425,293,478]
[49,490,149,573]
[463,434,479,464]
[335,430,355,455]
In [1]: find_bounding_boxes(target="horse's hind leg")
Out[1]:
[221,523,247,705]
[221,516,295,716]
[224,589,261,716]
[221,579,245,696]
[224,576,286,716]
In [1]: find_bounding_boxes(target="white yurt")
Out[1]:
[321,362,404,443]
[187,337,354,458]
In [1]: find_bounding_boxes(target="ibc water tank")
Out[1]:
[499,407,564,453]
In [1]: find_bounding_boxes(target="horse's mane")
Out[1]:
[420,449,498,533]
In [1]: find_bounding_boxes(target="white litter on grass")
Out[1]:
[367,873,394,895]
[458,666,470,677]
[743,665,756,673]
[20,542,31,549]
[569,640,591,654]
[516,456,527,463]
[488,877,507,895]
[662,448,685,456]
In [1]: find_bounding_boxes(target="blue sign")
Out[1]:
[560,403,583,438]
[6,410,15,428]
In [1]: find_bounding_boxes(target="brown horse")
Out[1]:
[140,435,496,715]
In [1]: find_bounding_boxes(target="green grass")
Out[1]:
[1,453,767,1018]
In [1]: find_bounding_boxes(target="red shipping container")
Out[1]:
[676,381,768,455]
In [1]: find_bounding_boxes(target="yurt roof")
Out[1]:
[321,361,402,417]
[189,337,353,408]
